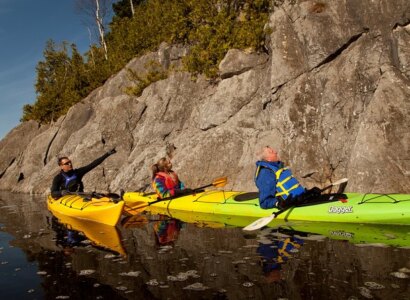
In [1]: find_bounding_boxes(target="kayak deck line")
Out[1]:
[357,193,410,204]
[47,194,124,226]
[191,190,261,206]
[58,195,115,210]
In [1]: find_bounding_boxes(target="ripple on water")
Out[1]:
[146,279,159,286]
[364,282,384,290]
[119,271,141,277]
[185,270,199,277]
[390,272,409,279]
[242,282,254,287]
[79,269,95,276]
[231,260,246,264]
[358,287,373,299]
[183,282,209,291]
[37,271,47,275]
[168,270,200,281]
[167,274,187,282]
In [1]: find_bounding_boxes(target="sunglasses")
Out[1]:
[61,161,72,166]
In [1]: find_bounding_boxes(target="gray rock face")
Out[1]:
[0,0,409,195]
[219,49,269,79]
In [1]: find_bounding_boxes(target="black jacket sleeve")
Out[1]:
[50,173,63,199]
[75,152,111,177]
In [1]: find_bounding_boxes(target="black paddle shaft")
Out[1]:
[147,186,207,206]
[146,181,222,206]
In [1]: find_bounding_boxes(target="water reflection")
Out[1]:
[153,217,182,247]
[147,206,410,248]
[50,216,87,255]
[49,214,126,256]
[0,192,409,300]
[256,229,304,283]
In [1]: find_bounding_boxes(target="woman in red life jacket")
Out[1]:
[151,157,189,199]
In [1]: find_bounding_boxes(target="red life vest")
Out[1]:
[155,171,179,189]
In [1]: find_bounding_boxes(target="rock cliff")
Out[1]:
[1,0,409,194]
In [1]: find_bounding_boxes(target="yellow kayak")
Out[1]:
[47,194,124,226]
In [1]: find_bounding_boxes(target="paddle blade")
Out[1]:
[332,178,348,185]
[243,214,275,231]
[320,177,349,193]
[212,176,228,188]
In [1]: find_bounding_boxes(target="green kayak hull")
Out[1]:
[123,190,410,225]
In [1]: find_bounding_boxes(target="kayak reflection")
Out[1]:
[48,213,126,256]
[121,213,183,247]
[50,217,87,255]
[144,206,410,247]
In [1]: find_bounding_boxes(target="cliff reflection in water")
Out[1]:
[0,192,409,300]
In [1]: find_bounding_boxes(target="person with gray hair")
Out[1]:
[254,146,320,209]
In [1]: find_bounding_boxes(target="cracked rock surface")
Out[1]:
[0,0,409,194]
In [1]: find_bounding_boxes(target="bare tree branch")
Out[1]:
[130,0,135,16]
[75,0,113,60]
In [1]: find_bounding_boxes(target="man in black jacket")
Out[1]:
[50,148,116,199]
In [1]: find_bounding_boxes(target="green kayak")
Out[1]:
[123,190,410,226]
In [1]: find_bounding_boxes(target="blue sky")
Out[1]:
[0,0,96,140]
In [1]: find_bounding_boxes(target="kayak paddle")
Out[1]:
[242,178,349,231]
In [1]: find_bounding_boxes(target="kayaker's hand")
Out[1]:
[174,189,184,196]
[183,188,193,195]
[308,186,321,195]
[174,188,193,196]
[107,148,116,155]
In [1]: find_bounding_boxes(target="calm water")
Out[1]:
[0,192,409,300]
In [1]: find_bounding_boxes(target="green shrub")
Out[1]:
[124,61,168,97]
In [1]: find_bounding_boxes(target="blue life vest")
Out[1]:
[255,161,305,200]
[61,172,79,191]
